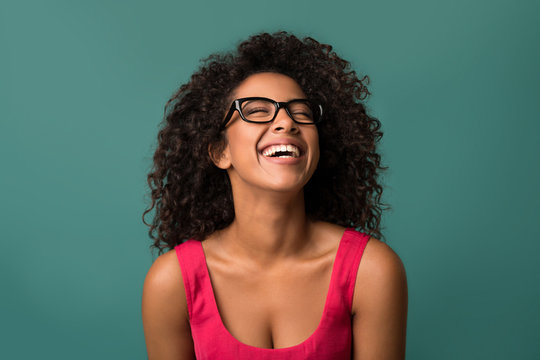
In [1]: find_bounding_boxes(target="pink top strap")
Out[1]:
[175,228,370,359]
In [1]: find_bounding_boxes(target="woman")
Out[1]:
[142,31,408,359]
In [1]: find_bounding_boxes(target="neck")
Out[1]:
[217,185,314,268]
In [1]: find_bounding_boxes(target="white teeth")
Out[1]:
[262,144,301,158]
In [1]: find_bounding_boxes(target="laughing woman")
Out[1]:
[142,31,407,360]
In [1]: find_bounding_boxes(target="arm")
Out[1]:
[352,238,408,360]
[142,250,196,360]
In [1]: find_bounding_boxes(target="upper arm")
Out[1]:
[142,249,195,360]
[352,238,408,360]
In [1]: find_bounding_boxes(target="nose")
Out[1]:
[271,107,299,134]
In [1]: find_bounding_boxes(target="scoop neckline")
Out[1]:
[196,227,350,352]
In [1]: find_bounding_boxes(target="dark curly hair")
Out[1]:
[143,31,387,254]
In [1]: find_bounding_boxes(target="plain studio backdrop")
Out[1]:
[1,0,538,359]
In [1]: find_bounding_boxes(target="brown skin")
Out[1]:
[142,73,408,359]
[142,226,407,359]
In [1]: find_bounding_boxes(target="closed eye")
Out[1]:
[292,112,313,118]
[246,108,271,115]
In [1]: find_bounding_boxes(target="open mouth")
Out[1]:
[261,144,302,158]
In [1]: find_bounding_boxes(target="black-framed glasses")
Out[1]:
[221,97,323,129]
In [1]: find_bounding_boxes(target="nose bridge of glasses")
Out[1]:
[273,101,297,123]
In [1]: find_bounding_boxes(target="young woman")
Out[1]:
[142,31,408,359]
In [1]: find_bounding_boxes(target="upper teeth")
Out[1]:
[262,144,301,158]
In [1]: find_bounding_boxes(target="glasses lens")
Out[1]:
[288,100,317,123]
[241,99,275,122]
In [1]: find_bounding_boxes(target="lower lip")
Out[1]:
[260,153,304,165]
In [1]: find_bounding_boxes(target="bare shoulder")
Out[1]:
[354,237,408,311]
[143,249,185,300]
[142,248,195,359]
[351,237,408,359]
[359,238,406,287]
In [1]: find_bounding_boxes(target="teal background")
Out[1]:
[1,0,539,358]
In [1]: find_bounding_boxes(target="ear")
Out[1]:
[208,142,232,170]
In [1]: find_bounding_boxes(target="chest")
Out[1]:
[205,252,335,349]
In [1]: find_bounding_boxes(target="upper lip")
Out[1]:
[258,138,306,155]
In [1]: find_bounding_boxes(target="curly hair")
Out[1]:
[143,31,387,254]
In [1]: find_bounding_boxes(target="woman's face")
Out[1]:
[214,72,320,194]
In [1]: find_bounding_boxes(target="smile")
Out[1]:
[261,144,301,158]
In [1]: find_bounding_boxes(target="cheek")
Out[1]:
[310,131,321,161]
[225,127,259,162]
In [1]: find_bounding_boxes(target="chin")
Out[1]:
[263,177,310,193]
[230,170,314,194]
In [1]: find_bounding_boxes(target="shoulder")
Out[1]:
[142,247,195,358]
[350,237,408,358]
[352,236,408,316]
[142,247,188,320]
[143,247,185,297]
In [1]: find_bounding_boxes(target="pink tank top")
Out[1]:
[175,228,369,359]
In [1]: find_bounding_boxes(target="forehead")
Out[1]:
[231,72,307,101]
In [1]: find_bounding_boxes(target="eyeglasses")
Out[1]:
[221,97,323,129]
